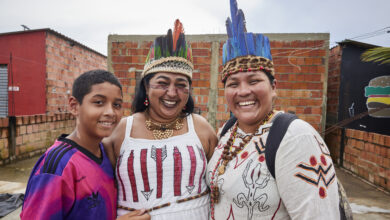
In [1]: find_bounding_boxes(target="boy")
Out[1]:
[20,70,148,219]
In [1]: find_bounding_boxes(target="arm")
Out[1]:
[192,114,218,161]
[21,173,74,219]
[117,209,151,220]
[103,117,127,167]
[275,120,340,219]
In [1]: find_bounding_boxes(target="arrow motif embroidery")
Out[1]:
[116,155,126,201]
[128,150,138,202]
[186,145,197,194]
[151,145,167,198]
[197,146,206,194]
[140,149,153,200]
[173,147,182,196]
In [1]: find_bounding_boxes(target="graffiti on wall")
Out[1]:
[364,75,390,118]
[337,43,390,136]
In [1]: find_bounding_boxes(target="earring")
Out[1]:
[144,98,149,106]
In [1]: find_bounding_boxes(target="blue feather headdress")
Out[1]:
[221,0,274,82]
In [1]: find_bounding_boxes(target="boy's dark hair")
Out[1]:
[131,73,194,115]
[72,69,122,103]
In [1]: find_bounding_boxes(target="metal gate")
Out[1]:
[0,65,8,117]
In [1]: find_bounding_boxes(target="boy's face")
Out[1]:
[70,82,123,139]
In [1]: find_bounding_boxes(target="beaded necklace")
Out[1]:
[144,111,184,140]
[209,110,274,219]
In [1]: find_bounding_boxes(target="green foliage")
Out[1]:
[361,47,390,65]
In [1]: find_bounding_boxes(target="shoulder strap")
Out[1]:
[265,113,298,179]
[219,116,237,139]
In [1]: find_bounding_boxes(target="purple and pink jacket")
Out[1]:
[20,135,117,220]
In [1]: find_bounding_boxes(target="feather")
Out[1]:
[155,37,163,59]
[254,34,264,58]
[226,18,233,38]
[246,33,255,55]
[143,19,192,65]
[167,29,173,56]
[162,36,168,57]
[236,9,247,55]
[222,0,272,64]
[230,0,239,37]
[173,19,184,52]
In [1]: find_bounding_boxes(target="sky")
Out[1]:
[1,0,389,56]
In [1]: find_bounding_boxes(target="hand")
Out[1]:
[116,209,151,220]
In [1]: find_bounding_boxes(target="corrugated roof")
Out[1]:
[338,39,379,49]
[0,28,106,58]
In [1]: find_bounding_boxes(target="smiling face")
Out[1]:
[71,82,123,140]
[224,71,276,133]
[146,72,190,122]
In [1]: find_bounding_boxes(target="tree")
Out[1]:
[361,47,390,65]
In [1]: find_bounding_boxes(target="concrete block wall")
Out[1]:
[108,33,329,132]
[325,45,390,192]
[0,119,9,162]
[45,32,107,115]
[0,114,75,165]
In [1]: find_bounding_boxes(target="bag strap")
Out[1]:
[265,113,298,179]
[219,116,237,139]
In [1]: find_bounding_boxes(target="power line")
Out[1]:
[349,26,390,41]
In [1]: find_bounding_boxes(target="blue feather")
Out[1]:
[226,18,233,38]
[230,0,239,37]
[246,33,255,55]
[223,42,228,64]
[263,36,272,60]
[236,9,247,55]
[222,0,272,65]
[254,34,263,57]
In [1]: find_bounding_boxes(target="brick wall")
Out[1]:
[0,30,108,165]
[108,33,329,132]
[45,32,107,115]
[324,45,390,192]
[326,46,342,126]
[326,128,390,191]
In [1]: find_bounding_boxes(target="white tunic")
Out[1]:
[117,114,209,220]
[207,115,340,219]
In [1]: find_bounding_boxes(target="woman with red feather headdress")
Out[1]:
[104,19,217,220]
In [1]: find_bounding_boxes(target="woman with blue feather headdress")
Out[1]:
[206,0,350,219]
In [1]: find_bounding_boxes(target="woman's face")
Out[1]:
[146,72,190,122]
[224,71,276,132]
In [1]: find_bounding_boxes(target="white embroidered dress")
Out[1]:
[207,115,340,219]
[117,115,209,219]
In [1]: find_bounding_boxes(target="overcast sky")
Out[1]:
[1,0,389,56]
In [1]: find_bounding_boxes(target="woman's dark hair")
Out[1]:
[131,73,194,115]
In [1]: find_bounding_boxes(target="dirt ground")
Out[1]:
[1,156,389,219]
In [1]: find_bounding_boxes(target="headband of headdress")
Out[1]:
[142,19,193,79]
[221,0,274,83]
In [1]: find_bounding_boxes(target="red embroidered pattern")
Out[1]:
[186,145,197,194]
[117,155,126,201]
[198,147,206,194]
[140,149,153,200]
[294,154,336,198]
[151,146,167,198]
[127,150,138,202]
[173,147,182,196]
